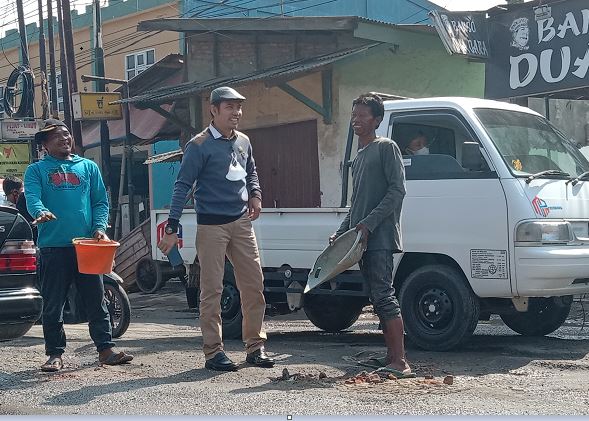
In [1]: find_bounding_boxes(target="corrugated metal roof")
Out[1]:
[114,43,381,106]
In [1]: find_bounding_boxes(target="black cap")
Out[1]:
[34,119,69,143]
[209,86,246,105]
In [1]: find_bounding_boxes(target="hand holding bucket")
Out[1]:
[72,237,120,274]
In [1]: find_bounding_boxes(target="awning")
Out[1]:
[82,103,178,148]
[115,43,381,106]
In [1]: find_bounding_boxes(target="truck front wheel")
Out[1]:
[399,265,480,351]
[500,297,571,336]
[304,294,365,332]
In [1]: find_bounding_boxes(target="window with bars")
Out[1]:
[48,73,65,113]
[125,49,155,80]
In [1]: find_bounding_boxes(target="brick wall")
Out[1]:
[186,31,365,81]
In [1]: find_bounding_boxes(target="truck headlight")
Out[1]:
[516,221,574,245]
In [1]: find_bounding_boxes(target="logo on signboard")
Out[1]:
[156,220,183,248]
[509,17,530,51]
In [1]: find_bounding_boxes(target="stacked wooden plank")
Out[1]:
[114,218,151,291]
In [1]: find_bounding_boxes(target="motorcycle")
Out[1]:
[63,271,131,338]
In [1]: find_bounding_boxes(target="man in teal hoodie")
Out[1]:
[25,119,133,372]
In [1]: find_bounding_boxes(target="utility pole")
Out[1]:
[56,0,72,129]
[16,0,30,67]
[47,0,59,118]
[60,0,84,155]
[37,0,48,119]
[93,0,112,205]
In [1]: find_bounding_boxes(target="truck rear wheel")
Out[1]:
[399,264,479,351]
[500,297,571,336]
[304,294,365,332]
[221,262,243,340]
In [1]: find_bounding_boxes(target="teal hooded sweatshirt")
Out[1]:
[24,154,109,248]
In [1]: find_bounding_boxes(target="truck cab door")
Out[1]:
[388,109,513,298]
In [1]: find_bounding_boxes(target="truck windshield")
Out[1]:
[475,108,589,179]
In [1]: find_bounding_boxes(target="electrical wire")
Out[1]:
[3,64,35,117]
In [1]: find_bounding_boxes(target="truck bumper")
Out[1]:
[515,246,589,296]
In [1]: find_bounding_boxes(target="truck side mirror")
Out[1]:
[462,142,483,171]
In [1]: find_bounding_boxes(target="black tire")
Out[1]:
[221,263,243,340]
[135,257,165,294]
[303,294,365,332]
[399,264,479,351]
[104,282,131,338]
[185,263,200,309]
[500,297,571,336]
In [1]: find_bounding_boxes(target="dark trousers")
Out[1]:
[359,250,402,322]
[39,247,114,356]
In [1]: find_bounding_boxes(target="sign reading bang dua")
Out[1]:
[511,10,589,89]
[486,1,589,98]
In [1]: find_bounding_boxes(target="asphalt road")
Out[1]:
[2,280,589,415]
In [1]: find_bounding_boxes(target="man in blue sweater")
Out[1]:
[25,119,133,372]
[158,87,274,371]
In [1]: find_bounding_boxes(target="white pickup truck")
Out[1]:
[150,97,589,351]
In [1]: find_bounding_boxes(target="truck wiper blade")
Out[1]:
[566,171,589,186]
[525,170,570,184]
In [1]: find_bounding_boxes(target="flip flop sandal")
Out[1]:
[374,366,416,379]
[354,357,389,369]
[99,351,134,366]
[41,356,63,372]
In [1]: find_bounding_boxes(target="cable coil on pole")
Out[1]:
[3,65,35,118]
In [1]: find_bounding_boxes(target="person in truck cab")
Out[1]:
[24,119,133,372]
[330,93,413,378]
[158,86,274,372]
[404,131,430,156]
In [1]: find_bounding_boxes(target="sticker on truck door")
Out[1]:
[470,249,508,279]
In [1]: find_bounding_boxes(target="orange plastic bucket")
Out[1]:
[72,238,120,275]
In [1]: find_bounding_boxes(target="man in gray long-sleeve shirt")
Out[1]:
[158,86,274,371]
[331,93,412,377]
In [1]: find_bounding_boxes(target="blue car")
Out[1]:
[0,205,42,341]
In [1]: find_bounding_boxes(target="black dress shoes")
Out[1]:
[205,351,238,372]
[246,347,275,368]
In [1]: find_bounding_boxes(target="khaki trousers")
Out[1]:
[196,213,267,360]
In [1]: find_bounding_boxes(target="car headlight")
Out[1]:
[516,221,574,244]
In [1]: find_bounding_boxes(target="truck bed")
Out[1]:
[151,208,349,270]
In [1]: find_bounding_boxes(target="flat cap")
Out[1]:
[209,86,246,104]
[34,118,69,143]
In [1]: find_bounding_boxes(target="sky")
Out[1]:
[429,0,506,11]
[0,0,509,38]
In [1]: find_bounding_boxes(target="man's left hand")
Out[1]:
[94,230,109,241]
[248,197,262,221]
[355,223,370,249]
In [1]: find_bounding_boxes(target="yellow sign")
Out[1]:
[0,143,31,178]
[72,92,123,121]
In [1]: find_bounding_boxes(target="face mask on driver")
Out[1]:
[413,146,429,156]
